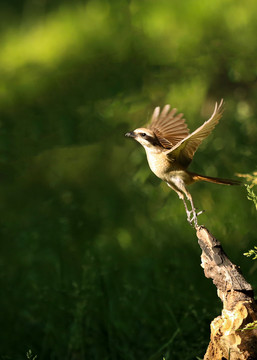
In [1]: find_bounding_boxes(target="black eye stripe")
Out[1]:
[145,135,162,146]
[137,132,162,147]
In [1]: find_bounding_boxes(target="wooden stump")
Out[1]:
[196,226,257,360]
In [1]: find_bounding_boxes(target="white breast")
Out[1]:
[145,149,169,179]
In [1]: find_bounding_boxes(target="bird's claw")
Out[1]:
[186,209,204,227]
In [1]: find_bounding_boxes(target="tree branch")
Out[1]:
[196,226,257,360]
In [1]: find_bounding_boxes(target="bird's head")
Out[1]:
[125,128,161,149]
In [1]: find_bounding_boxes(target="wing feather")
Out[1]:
[148,105,190,148]
[165,99,224,167]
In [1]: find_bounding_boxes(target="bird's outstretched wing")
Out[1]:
[165,99,224,167]
[148,105,190,149]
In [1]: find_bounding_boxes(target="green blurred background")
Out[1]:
[0,0,257,359]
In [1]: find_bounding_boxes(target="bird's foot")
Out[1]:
[186,209,204,227]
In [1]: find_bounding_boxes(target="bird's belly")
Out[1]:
[169,171,194,185]
[146,152,173,179]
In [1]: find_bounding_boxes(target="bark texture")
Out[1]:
[196,226,257,360]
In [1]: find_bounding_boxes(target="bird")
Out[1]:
[125,99,240,227]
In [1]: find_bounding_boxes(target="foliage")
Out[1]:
[26,350,37,360]
[238,320,257,332]
[246,185,257,210]
[0,1,257,360]
[237,172,257,209]
[241,173,257,331]
[237,172,257,188]
[243,174,257,259]
[244,246,257,260]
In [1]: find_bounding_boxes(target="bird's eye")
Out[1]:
[141,133,146,137]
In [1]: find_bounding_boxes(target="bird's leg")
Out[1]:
[183,189,203,227]
[167,180,203,227]
[167,182,196,224]
[177,193,193,223]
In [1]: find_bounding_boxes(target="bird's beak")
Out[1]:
[125,131,136,138]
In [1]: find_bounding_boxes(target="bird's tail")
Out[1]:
[190,173,241,186]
